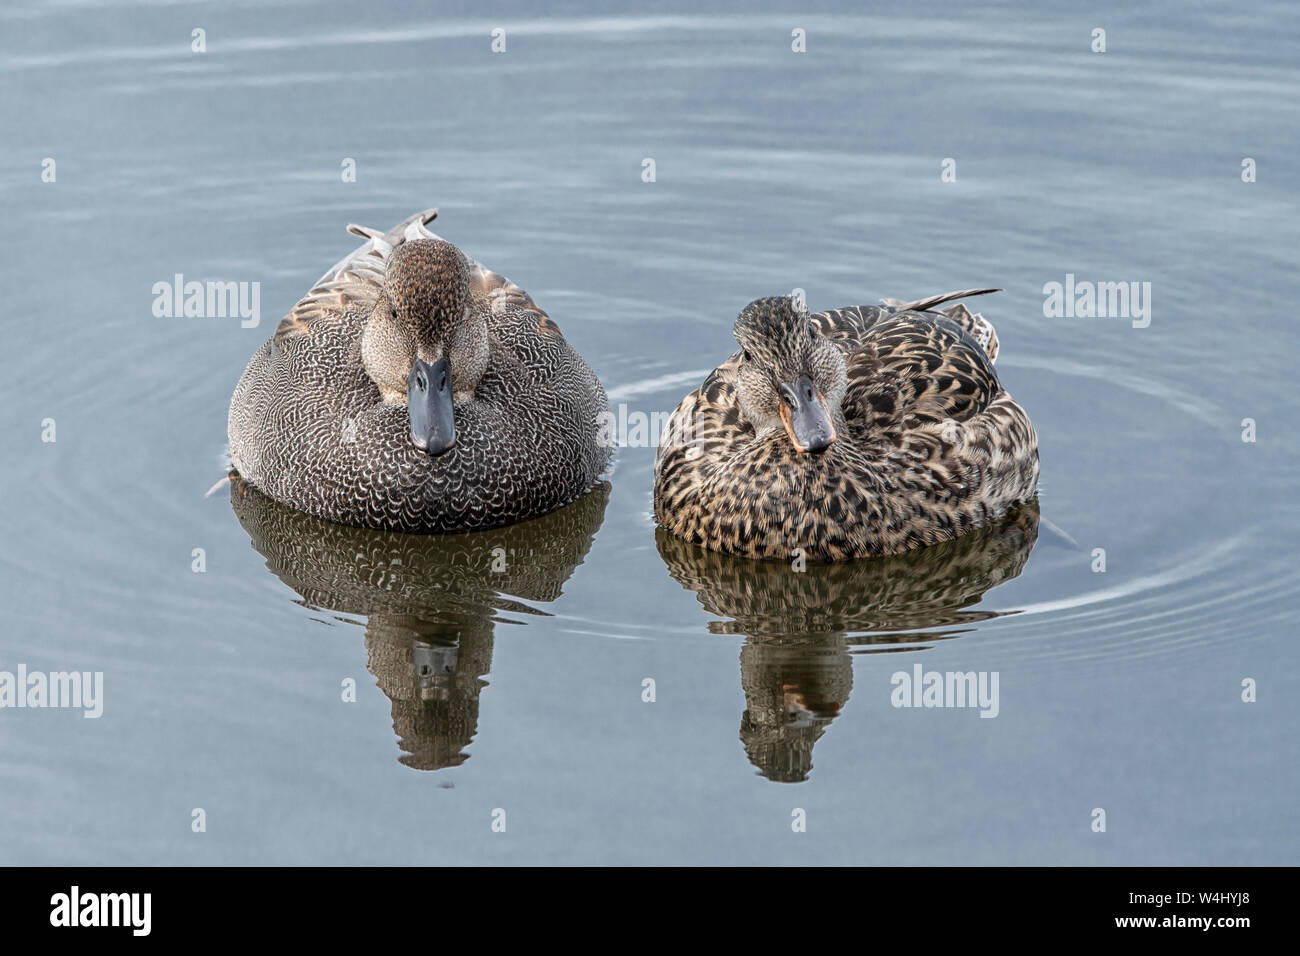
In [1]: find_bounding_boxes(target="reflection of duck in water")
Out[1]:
[230,478,609,770]
[656,501,1039,782]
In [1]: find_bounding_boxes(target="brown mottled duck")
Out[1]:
[653,289,1039,561]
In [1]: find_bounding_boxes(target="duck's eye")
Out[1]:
[741,349,752,362]
[391,308,398,320]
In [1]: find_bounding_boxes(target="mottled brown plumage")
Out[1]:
[653,290,1039,561]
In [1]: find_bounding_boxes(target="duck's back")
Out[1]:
[815,304,1001,435]
[228,211,610,533]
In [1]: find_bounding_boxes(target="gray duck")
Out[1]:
[228,208,610,532]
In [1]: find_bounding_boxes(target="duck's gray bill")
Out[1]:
[408,356,456,455]
[778,375,836,453]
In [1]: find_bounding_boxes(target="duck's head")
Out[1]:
[733,296,845,454]
[361,239,489,456]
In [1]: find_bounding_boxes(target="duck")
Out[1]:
[228,208,610,533]
[652,289,1039,561]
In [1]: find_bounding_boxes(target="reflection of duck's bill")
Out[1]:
[408,356,456,455]
[778,375,836,453]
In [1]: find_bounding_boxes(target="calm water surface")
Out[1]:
[1,0,1297,864]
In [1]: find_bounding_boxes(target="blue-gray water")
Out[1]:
[1,0,1297,864]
